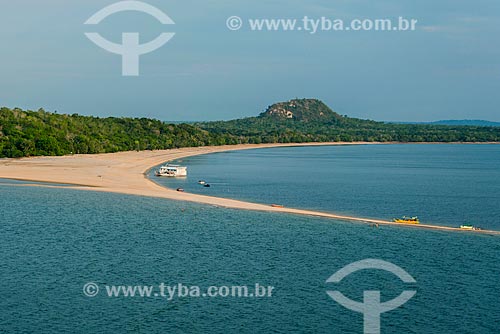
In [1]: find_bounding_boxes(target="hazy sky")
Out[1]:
[1,0,499,121]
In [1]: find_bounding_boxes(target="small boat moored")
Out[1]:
[155,164,187,177]
[176,188,184,192]
[393,216,420,224]
[460,225,481,231]
[271,204,284,208]
[198,180,206,185]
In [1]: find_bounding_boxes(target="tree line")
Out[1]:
[1,106,498,158]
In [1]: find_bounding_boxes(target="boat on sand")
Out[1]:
[393,216,420,224]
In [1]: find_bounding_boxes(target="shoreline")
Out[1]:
[1,142,499,235]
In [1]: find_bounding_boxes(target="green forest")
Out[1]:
[1,99,499,158]
[0,107,236,157]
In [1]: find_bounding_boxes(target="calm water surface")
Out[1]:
[1,145,500,333]
[154,144,500,230]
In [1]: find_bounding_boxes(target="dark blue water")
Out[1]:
[1,181,499,333]
[153,144,500,230]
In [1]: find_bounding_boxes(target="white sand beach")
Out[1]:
[1,142,498,235]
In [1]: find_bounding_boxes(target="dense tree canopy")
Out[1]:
[0,107,236,157]
[1,100,498,158]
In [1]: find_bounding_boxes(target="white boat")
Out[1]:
[155,164,187,177]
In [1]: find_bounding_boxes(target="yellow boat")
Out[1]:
[460,225,481,231]
[393,216,420,224]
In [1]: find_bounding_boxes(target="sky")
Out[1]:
[0,0,499,122]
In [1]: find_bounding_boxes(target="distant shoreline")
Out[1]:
[1,142,499,235]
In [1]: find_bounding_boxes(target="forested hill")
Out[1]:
[1,99,499,158]
[197,99,500,144]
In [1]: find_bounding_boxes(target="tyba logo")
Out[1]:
[84,1,175,76]
[326,259,416,334]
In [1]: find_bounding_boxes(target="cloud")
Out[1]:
[420,25,446,33]
[457,16,491,24]
[421,16,496,34]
